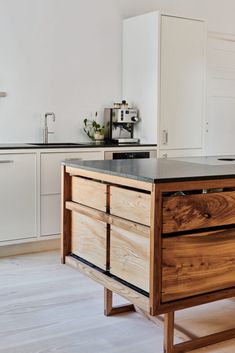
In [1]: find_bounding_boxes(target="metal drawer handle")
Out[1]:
[0,160,14,164]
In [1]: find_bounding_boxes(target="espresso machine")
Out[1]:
[104,101,139,144]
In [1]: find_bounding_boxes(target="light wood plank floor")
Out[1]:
[1,251,235,353]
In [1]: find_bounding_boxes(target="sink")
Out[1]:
[27,143,87,147]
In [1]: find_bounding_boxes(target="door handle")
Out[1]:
[0,160,14,164]
[162,130,168,145]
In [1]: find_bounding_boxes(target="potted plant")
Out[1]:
[83,113,105,142]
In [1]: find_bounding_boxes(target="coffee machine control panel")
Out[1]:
[113,109,139,124]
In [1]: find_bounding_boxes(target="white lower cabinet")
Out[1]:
[0,153,36,242]
[0,147,157,245]
[40,151,103,236]
[158,149,203,158]
[40,194,61,236]
[41,151,103,194]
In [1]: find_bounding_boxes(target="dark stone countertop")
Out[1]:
[0,142,157,150]
[63,155,235,183]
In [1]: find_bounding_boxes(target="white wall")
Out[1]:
[118,0,235,34]
[1,0,235,143]
[0,0,122,143]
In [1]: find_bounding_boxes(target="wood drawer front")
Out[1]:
[163,191,235,233]
[162,228,235,302]
[110,186,151,226]
[110,225,150,292]
[72,177,106,212]
[71,212,107,270]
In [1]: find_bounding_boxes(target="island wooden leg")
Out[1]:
[61,166,72,264]
[164,312,175,353]
[104,288,135,316]
[162,309,235,353]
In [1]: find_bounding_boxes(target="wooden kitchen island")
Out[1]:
[61,156,235,353]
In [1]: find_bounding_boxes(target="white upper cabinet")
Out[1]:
[123,12,206,151]
[160,16,205,150]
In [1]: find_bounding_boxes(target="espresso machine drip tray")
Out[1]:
[113,138,140,144]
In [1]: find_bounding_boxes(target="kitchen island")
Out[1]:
[61,157,235,353]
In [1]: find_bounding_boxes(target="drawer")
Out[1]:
[162,228,235,302]
[163,191,235,233]
[110,225,150,292]
[72,177,106,212]
[71,212,107,270]
[41,151,103,194]
[110,186,151,226]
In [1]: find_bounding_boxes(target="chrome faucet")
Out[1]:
[43,112,56,143]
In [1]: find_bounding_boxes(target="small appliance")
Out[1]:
[104,101,139,144]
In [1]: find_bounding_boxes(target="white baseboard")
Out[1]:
[0,238,60,258]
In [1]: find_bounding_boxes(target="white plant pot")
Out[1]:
[94,132,104,142]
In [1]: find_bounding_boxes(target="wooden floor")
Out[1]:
[1,251,235,353]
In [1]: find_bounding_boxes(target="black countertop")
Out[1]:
[63,156,235,183]
[0,142,156,150]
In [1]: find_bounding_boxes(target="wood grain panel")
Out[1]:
[61,166,71,264]
[110,225,150,292]
[162,228,235,302]
[110,186,151,226]
[66,166,153,191]
[66,201,149,237]
[71,212,107,270]
[72,176,106,212]
[66,255,150,312]
[163,191,235,233]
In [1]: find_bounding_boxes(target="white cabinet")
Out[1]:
[0,154,36,242]
[40,151,103,236]
[40,194,61,236]
[123,12,206,155]
[41,150,103,194]
[158,149,203,158]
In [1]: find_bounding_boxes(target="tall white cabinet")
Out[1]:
[123,12,206,157]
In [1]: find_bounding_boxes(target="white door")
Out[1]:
[0,154,36,242]
[160,16,205,150]
[206,34,235,155]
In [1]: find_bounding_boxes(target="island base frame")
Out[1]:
[62,165,235,353]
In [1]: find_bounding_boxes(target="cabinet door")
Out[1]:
[158,149,203,158]
[160,16,205,149]
[40,151,103,236]
[40,194,61,236]
[0,154,36,242]
[41,151,103,194]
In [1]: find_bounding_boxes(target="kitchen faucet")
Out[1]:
[43,112,56,143]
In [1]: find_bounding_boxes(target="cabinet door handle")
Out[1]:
[162,130,168,145]
[0,160,14,164]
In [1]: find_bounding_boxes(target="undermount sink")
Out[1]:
[27,143,87,146]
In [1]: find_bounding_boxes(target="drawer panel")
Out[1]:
[72,177,106,212]
[41,194,61,236]
[71,212,107,270]
[162,228,235,302]
[110,186,151,226]
[41,151,103,194]
[110,225,150,292]
[163,191,235,233]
